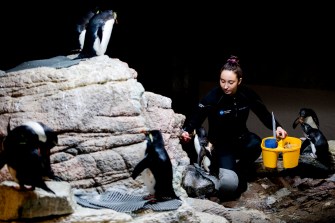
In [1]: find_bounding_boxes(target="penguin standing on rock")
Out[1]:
[76,9,117,59]
[75,9,98,52]
[131,130,179,202]
[0,121,58,194]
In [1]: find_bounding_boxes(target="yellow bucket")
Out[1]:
[261,136,302,168]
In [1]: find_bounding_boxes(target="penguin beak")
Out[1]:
[148,133,153,142]
[292,116,303,129]
[140,129,153,142]
[113,12,118,24]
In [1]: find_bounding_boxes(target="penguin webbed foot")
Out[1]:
[17,183,35,192]
[143,194,157,202]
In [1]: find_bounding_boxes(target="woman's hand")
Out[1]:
[180,131,192,143]
[276,126,288,139]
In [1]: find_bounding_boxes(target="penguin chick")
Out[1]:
[0,121,58,194]
[77,10,117,59]
[131,130,179,201]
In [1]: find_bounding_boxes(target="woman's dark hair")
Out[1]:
[220,55,243,80]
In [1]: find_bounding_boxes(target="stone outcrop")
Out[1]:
[0,181,76,221]
[2,55,334,223]
[0,56,236,222]
[0,56,188,196]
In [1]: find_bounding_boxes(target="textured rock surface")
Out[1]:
[0,56,188,197]
[0,181,76,221]
[1,55,335,222]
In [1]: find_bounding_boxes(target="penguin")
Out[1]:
[75,8,98,51]
[76,9,117,59]
[131,130,179,201]
[193,127,213,174]
[300,122,333,169]
[0,121,58,194]
[293,108,320,153]
[293,108,319,129]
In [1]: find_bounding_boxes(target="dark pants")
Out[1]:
[212,132,262,172]
[211,132,262,199]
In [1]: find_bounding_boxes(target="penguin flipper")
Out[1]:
[0,151,7,170]
[131,156,150,179]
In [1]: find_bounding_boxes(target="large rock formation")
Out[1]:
[1,55,334,223]
[0,56,188,196]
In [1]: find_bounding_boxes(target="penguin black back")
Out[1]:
[131,130,179,201]
[77,9,117,59]
[76,8,98,51]
[1,121,58,194]
[300,122,333,168]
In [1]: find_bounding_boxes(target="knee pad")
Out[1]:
[218,168,239,196]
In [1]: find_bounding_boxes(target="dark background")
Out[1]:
[0,1,334,117]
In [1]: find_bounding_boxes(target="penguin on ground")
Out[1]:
[76,9,117,59]
[193,127,214,174]
[0,121,58,194]
[292,108,320,153]
[300,122,333,169]
[131,130,179,202]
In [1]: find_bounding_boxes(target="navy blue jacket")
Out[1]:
[184,85,281,144]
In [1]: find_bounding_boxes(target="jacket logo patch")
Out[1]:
[219,110,231,115]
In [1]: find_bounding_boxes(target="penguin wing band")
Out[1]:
[74,189,182,212]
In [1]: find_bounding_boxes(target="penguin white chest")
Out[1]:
[93,19,115,56]
[143,169,156,195]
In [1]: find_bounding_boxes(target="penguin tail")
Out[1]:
[37,181,56,194]
[0,148,7,170]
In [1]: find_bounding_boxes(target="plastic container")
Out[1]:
[261,136,302,168]
[264,138,278,148]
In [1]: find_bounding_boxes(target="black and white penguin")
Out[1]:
[293,108,320,153]
[0,121,58,194]
[193,127,213,174]
[300,122,333,169]
[131,130,179,201]
[76,9,117,59]
[75,8,98,51]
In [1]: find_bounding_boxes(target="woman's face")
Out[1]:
[219,70,242,95]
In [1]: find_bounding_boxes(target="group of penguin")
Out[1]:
[0,8,120,196]
[0,106,333,201]
[0,122,179,202]
[0,7,333,199]
[186,107,334,177]
[0,8,181,202]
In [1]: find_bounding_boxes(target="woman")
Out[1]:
[180,55,288,200]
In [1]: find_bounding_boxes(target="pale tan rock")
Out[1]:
[0,181,76,221]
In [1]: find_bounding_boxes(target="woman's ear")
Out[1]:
[238,78,242,85]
